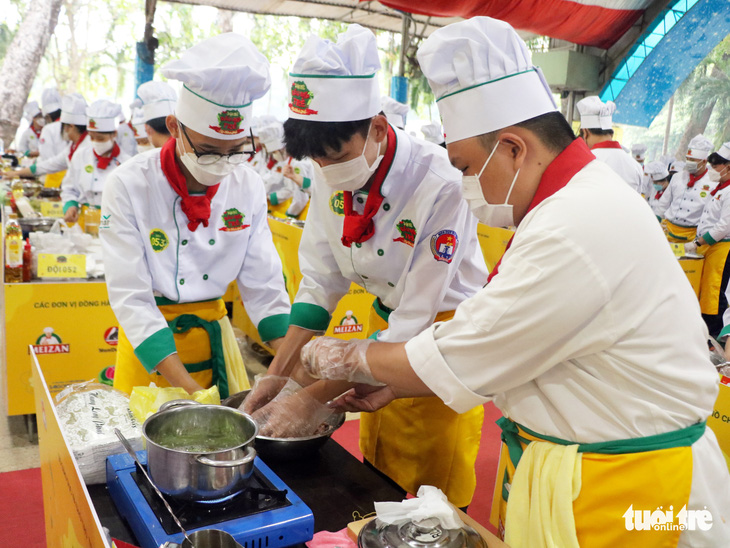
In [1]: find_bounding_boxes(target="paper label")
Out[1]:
[37,253,87,278]
[40,201,64,218]
[670,243,685,258]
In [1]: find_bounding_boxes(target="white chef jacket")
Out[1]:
[32,134,91,176]
[100,148,291,368]
[37,121,66,161]
[247,148,267,177]
[697,182,730,244]
[266,157,314,217]
[591,143,643,193]
[405,146,730,544]
[116,122,138,157]
[648,187,666,218]
[61,145,131,210]
[656,169,713,227]
[18,127,41,155]
[639,172,654,198]
[291,126,488,343]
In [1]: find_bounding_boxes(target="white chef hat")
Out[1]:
[577,96,616,130]
[631,143,647,161]
[252,114,278,137]
[130,97,143,111]
[137,80,178,123]
[417,17,556,145]
[687,134,713,160]
[669,160,685,172]
[381,96,408,129]
[161,33,271,140]
[421,122,445,145]
[131,108,148,139]
[86,100,122,132]
[288,24,381,122]
[659,153,674,168]
[23,101,41,122]
[717,142,730,163]
[60,93,88,125]
[41,88,62,115]
[644,161,669,181]
[258,122,285,152]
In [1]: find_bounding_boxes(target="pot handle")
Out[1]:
[159,399,201,412]
[195,446,257,468]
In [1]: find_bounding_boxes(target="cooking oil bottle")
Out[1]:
[5,213,23,283]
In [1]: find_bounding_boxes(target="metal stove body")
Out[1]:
[106,451,314,548]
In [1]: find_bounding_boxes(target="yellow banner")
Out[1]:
[38,253,87,279]
[31,350,109,548]
[40,201,64,218]
[708,375,730,471]
[476,223,513,272]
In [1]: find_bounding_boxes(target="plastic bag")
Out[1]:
[128,383,221,423]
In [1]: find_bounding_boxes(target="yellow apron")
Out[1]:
[698,241,730,315]
[113,298,250,398]
[492,418,702,547]
[44,170,66,189]
[360,300,484,508]
[268,197,293,219]
[663,219,697,243]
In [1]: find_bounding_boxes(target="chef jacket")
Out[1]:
[591,145,643,193]
[247,149,268,177]
[291,126,488,343]
[31,136,91,177]
[60,145,131,210]
[100,149,291,368]
[697,183,730,244]
[266,157,314,217]
[18,126,40,155]
[116,122,138,157]
[37,121,66,160]
[648,188,666,218]
[656,170,713,227]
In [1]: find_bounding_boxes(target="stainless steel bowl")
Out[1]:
[222,390,345,460]
[19,217,55,234]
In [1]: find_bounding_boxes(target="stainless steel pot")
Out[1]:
[162,529,244,548]
[143,400,257,501]
[358,517,486,548]
[222,389,345,461]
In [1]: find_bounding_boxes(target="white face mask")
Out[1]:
[176,128,238,187]
[313,122,383,192]
[685,160,700,174]
[36,118,46,127]
[92,138,114,156]
[708,166,727,183]
[461,141,520,228]
[137,143,154,154]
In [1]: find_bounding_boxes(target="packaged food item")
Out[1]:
[5,213,23,282]
[128,384,220,423]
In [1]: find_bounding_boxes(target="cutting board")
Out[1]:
[347,509,509,548]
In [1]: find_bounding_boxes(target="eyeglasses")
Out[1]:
[180,124,256,165]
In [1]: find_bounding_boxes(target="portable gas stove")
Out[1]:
[106,451,314,548]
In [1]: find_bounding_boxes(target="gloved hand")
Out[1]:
[240,375,289,415]
[328,384,397,413]
[251,378,334,437]
[300,337,383,385]
[684,241,698,255]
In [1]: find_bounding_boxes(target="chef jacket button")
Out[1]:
[179,279,185,285]
[357,197,364,204]
[181,239,188,246]
[203,274,208,280]
[362,275,369,280]
[388,282,394,287]
[383,203,390,211]
[355,242,362,248]
[377,249,384,256]
[209,239,215,245]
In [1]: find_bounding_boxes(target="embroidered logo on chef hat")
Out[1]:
[161,33,271,140]
[287,24,381,122]
[430,230,458,263]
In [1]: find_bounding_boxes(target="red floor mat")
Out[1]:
[0,467,46,547]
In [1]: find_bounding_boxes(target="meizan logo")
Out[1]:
[623,505,713,532]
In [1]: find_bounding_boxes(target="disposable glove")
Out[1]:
[240,375,289,415]
[300,337,383,385]
[684,241,698,255]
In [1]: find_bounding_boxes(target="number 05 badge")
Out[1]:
[430,230,458,263]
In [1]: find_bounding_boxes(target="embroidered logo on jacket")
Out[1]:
[430,230,458,263]
[85,165,93,173]
[393,219,417,247]
[219,208,250,232]
[329,191,345,216]
[289,81,318,116]
[149,229,169,252]
[209,110,244,135]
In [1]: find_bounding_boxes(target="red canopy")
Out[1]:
[372,0,653,49]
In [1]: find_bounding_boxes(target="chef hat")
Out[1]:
[137,80,178,123]
[421,122,445,145]
[381,96,408,129]
[130,97,143,111]
[288,24,381,122]
[717,142,730,163]
[23,101,41,121]
[417,17,556,145]
[41,88,62,115]
[687,134,713,160]
[60,93,88,125]
[577,96,616,130]
[659,154,674,168]
[86,100,122,132]
[631,143,647,161]
[258,122,285,152]
[131,108,148,139]
[644,161,669,181]
[669,160,685,172]
[161,33,271,140]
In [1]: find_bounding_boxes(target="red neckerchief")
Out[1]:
[590,140,623,150]
[159,138,219,231]
[710,178,730,196]
[687,168,708,188]
[487,138,595,283]
[266,157,277,170]
[68,132,88,160]
[31,125,41,138]
[94,142,121,170]
[341,124,397,248]
[247,145,261,163]
[655,188,665,200]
